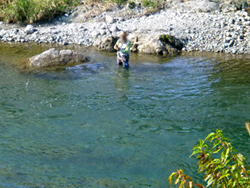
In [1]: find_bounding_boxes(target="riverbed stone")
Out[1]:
[106,15,115,24]
[25,25,35,34]
[110,25,120,33]
[29,48,88,67]
[2,0,250,55]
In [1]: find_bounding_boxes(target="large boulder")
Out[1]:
[129,34,184,55]
[94,34,183,55]
[174,0,220,13]
[94,36,119,52]
[211,0,250,12]
[29,48,88,67]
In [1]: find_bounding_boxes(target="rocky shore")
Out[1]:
[1,0,250,55]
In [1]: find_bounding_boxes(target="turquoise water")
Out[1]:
[0,44,250,187]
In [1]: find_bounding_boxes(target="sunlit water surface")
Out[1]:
[0,43,250,187]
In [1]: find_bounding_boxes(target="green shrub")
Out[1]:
[110,0,128,5]
[0,0,79,23]
[168,129,250,188]
[127,1,136,8]
[142,0,155,7]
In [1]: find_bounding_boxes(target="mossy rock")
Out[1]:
[159,34,183,50]
[159,34,172,43]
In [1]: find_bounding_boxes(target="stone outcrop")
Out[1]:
[130,34,183,55]
[94,34,183,55]
[29,48,88,67]
[93,36,119,52]
[212,0,250,12]
[174,0,220,13]
[2,0,250,55]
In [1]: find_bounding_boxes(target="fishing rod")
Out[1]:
[95,2,112,35]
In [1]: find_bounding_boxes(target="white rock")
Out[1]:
[100,24,106,29]
[110,25,119,33]
[100,30,107,35]
[106,15,115,24]
[92,31,100,38]
[25,25,35,34]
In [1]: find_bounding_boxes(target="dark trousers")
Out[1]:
[117,54,129,67]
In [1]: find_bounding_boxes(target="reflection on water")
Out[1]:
[114,68,130,100]
[0,43,250,187]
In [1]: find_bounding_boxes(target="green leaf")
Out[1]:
[212,147,221,154]
[192,145,202,151]
[221,148,227,161]
[179,181,185,188]
[212,139,220,149]
[168,172,176,186]
[205,132,215,141]
[224,148,229,161]
[204,174,211,181]
[232,180,237,187]
[218,173,230,180]
[190,149,202,157]
[216,129,222,134]
[174,174,181,185]
[206,177,214,187]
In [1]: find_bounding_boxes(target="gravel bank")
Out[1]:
[1,1,250,54]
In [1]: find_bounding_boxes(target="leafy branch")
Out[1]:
[169,129,250,188]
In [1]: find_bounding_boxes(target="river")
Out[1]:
[0,43,249,187]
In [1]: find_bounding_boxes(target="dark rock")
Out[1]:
[159,34,184,50]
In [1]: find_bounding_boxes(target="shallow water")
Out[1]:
[0,43,250,187]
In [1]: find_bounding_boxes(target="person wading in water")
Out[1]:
[114,31,131,68]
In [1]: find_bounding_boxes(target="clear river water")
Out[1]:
[0,43,250,187]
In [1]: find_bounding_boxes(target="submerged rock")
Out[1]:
[29,48,88,67]
[85,62,105,71]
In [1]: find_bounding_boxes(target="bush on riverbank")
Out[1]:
[169,129,250,188]
[0,0,166,23]
[0,0,79,23]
